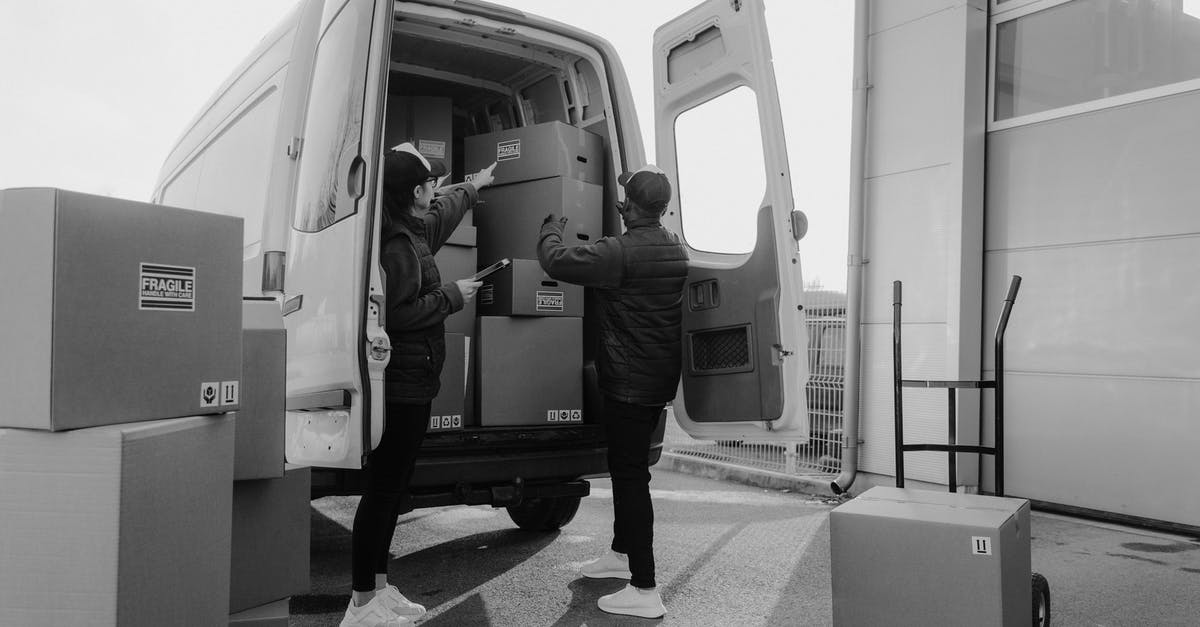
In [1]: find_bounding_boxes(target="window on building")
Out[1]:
[995,0,1200,121]
[673,85,765,254]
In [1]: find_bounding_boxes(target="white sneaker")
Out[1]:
[580,550,632,579]
[339,595,411,627]
[598,584,666,619]
[376,584,427,618]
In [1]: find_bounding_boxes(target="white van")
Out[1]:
[152,0,810,530]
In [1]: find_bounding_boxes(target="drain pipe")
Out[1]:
[831,0,870,495]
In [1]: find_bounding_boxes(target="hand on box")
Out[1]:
[469,162,497,191]
[455,279,482,303]
[543,214,567,226]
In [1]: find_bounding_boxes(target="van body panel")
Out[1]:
[653,0,810,441]
[283,0,393,469]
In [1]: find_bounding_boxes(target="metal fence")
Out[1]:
[663,287,848,478]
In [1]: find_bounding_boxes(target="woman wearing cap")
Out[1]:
[537,164,689,620]
[341,143,496,627]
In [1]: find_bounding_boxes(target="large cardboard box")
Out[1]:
[476,317,583,426]
[0,188,243,431]
[464,121,604,187]
[0,415,235,626]
[477,258,583,317]
[830,486,1032,627]
[429,333,470,432]
[385,96,452,172]
[475,176,603,266]
[228,597,288,627]
[433,243,478,337]
[230,465,311,613]
[235,298,286,480]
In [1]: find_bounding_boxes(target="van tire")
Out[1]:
[506,496,581,531]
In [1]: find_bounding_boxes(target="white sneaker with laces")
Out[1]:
[597,584,666,619]
[376,584,427,618]
[339,594,411,627]
[580,550,632,579]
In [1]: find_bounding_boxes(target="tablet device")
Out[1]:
[470,258,511,281]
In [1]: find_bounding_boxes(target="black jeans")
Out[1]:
[605,399,663,589]
[351,401,430,592]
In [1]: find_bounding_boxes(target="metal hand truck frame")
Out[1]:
[892,275,1050,626]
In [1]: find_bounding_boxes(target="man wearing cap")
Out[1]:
[537,165,689,619]
[341,143,496,627]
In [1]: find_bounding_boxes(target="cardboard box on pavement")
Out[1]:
[0,187,243,431]
[235,298,287,480]
[830,486,1031,627]
[0,415,235,627]
[230,465,311,613]
[228,597,289,627]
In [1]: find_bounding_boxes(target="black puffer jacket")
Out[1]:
[538,216,689,405]
[381,183,477,403]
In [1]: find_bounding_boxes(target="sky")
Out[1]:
[0,0,852,289]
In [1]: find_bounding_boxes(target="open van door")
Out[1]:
[282,0,393,468]
[654,0,810,441]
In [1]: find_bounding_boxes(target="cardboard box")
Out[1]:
[235,299,286,480]
[0,188,243,431]
[830,486,1032,627]
[476,176,603,266]
[228,597,288,627]
[433,243,478,337]
[385,96,452,172]
[0,415,235,626]
[464,121,604,186]
[477,258,583,317]
[429,333,470,432]
[230,465,311,613]
[476,317,583,426]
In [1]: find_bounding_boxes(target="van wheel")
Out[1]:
[1032,572,1051,626]
[506,496,581,531]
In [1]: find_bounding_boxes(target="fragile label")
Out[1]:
[430,414,462,430]
[547,409,582,423]
[972,536,992,556]
[140,263,195,311]
[535,291,564,312]
[497,139,521,161]
[220,381,240,406]
[417,139,446,159]
[200,382,219,408]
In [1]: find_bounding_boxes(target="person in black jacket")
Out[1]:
[341,143,495,627]
[537,164,688,620]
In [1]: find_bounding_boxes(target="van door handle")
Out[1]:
[347,155,366,200]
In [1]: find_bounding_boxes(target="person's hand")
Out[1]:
[543,214,567,226]
[469,162,497,191]
[455,279,482,303]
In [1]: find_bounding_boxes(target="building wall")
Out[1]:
[857,0,989,485]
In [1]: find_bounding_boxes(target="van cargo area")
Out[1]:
[312,4,654,500]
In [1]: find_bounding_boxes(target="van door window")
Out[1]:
[292,2,372,232]
[673,85,765,254]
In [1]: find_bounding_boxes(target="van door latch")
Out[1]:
[369,337,391,361]
[772,344,794,359]
[287,137,304,160]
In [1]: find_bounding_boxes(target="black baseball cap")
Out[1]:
[618,164,671,213]
[384,142,447,188]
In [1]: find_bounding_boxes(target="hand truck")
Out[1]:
[892,275,1050,626]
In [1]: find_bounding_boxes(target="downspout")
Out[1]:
[831,0,870,495]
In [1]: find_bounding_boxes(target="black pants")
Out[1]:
[351,401,430,592]
[605,399,663,589]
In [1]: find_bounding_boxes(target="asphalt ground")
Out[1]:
[292,467,1200,626]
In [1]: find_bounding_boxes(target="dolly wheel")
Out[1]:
[1032,572,1051,626]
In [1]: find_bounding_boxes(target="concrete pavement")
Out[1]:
[292,467,1200,626]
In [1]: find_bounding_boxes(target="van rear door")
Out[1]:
[283,0,393,468]
[654,0,810,441]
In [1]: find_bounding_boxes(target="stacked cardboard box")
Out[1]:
[0,188,245,626]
